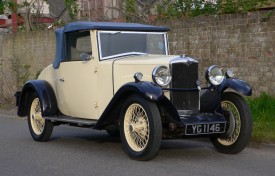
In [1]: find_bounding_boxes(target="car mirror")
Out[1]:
[80,53,92,61]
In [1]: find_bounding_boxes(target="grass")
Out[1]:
[247,93,275,143]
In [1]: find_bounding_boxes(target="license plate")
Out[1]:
[185,123,226,135]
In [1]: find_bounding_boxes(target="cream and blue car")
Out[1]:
[16,22,252,160]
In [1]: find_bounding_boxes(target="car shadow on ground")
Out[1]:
[50,127,121,144]
[50,126,213,149]
[48,127,217,159]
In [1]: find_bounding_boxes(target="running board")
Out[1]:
[44,116,98,126]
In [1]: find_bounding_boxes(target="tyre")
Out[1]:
[28,93,54,142]
[106,129,120,137]
[211,92,252,154]
[120,95,162,161]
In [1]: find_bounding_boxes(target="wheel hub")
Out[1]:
[124,103,150,152]
[225,110,236,137]
[30,98,45,135]
[129,124,134,132]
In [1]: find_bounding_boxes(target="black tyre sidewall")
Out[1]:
[211,92,252,154]
[120,95,162,161]
[27,93,53,142]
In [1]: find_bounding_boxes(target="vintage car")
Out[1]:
[15,21,252,161]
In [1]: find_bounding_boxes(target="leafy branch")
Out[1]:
[64,0,79,21]
[156,0,275,19]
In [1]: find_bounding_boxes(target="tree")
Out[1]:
[0,0,48,31]
[156,0,275,19]
[64,0,79,21]
[118,0,160,23]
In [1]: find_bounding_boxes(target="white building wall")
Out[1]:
[17,0,49,15]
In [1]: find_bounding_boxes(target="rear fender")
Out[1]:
[17,80,58,117]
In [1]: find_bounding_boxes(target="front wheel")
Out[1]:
[120,95,162,161]
[211,92,252,154]
[28,93,54,142]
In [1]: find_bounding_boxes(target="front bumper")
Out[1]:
[164,112,227,138]
[180,113,226,135]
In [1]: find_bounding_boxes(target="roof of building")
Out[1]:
[62,21,170,33]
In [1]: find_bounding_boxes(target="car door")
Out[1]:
[56,31,98,119]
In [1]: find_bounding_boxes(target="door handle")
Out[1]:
[59,78,65,82]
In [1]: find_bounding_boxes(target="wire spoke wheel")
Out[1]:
[120,95,162,161]
[124,104,149,152]
[28,93,54,142]
[218,101,241,146]
[30,98,45,135]
[211,92,252,154]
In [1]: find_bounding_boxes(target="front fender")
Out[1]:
[17,80,58,117]
[217,78,252,96]
[200,78,252,113]
[117,81,164,101]
[94,81,164,129]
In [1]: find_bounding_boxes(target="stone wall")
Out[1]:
[0,10,275,105]
[156,10,275,96]
[0,31,55,105]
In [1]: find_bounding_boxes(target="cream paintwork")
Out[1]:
[37,30,174,119]
[97,59,114,117]
[54,31,99,119]
[39,31,99,119]
[98,54,175,117]
[55,61,98,119]
[38,64,58,94]
[113,55,175,93]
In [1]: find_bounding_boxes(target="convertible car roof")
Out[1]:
[63,21,170,32]
[53,21,170,69]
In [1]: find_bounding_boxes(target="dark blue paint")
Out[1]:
[17,80,58,117]
[218,78,252,96]
[120,81,164,101]
[94,81,164,129]
[53,28,64,69]
[200,89,221,113]
[63,21,170,33]
[200,78,252,113]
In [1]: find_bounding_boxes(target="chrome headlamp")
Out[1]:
[152,65,172,87]
[226,69,235,78]
[205,65,224,86]
[134,72,143,82]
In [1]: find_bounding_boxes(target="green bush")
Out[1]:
[157,0,275,19]
[247,93,275,143]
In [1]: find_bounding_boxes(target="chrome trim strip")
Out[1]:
[97,31,168,60]
[169,55,198,65]
[100,52,147,60]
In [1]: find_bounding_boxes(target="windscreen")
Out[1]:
[98,31,167,59]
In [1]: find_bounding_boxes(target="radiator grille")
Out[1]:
[170,62,199,114]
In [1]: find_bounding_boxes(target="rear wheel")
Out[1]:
[120,95,162,161]
[211,92,252,154]
[28,93,54,142]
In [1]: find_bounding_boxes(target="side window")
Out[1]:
[65,31,92,61]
